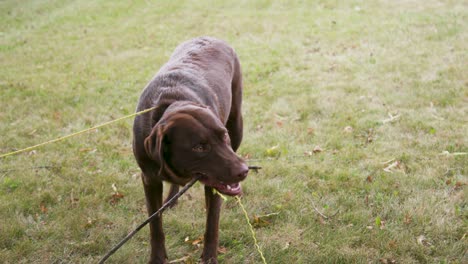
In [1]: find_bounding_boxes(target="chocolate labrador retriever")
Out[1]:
[132,37,248,264]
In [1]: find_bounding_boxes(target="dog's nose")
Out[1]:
[237,164,249,180]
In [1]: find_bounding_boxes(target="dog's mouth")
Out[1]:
[195,172,242,196]
[211,181,242,196]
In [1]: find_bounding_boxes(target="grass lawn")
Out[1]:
[1,0,466,263]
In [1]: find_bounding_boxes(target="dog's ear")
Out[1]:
[144,124,166,176]
[144,121,180,180]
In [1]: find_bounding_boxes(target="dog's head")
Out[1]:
[144,104,248,196]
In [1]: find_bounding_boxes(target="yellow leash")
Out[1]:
[0,106,156,159]
[214,190,267,264]
[236,196,268,264]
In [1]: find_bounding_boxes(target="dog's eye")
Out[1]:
[192,144,209,152]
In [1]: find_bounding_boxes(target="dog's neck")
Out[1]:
[152,100,221,127]
[151,86,223,125]
[164,101,206,121]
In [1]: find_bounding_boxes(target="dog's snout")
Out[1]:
[237,163,249,180]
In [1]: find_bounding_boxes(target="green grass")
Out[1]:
[1,0,467,263]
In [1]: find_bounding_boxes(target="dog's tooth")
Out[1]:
[227,185,231,190]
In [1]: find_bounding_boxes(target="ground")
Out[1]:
[0,1,466,263]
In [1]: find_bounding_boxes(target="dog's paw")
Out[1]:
[148,259,167,264]
[148,255,168,264]
[200,257,218,264]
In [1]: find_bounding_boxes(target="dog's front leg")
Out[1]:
[142,177,167,264]
[201,186,222,264]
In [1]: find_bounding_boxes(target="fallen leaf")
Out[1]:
[455,181,466,190]
[284,191,294,202]
[375,216,382,228]
[184,236,204,247]
[169,255,193,263]
[379,258,396,264]
[192,238,203,246]
[417,235,432,246]
[313,146,323,153]
[40,203,48,214]
[318,216,327,225]
[388,240,397,249]
[217,246,227,254]
[104,222,114,229]
[265,145,281,158]
[382,113,401,124]
[70,191,79,206]
[380,220,386,229]
[366,129,375,143]
[343,126,353,133]
[109,192,124,205]
[404,213,412,225]
[252,212,279,228]
[79,148,93,152]
[53,111,62,121]
[383,161,401,173]
[84,217,96,229]
[252,215,271,228]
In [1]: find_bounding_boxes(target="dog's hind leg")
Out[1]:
[226,54,243,152]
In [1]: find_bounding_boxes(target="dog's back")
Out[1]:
[137,37,238,120]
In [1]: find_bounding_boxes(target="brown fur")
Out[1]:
[132,37,248,264]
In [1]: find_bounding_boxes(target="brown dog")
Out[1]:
[132,37,248,264]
